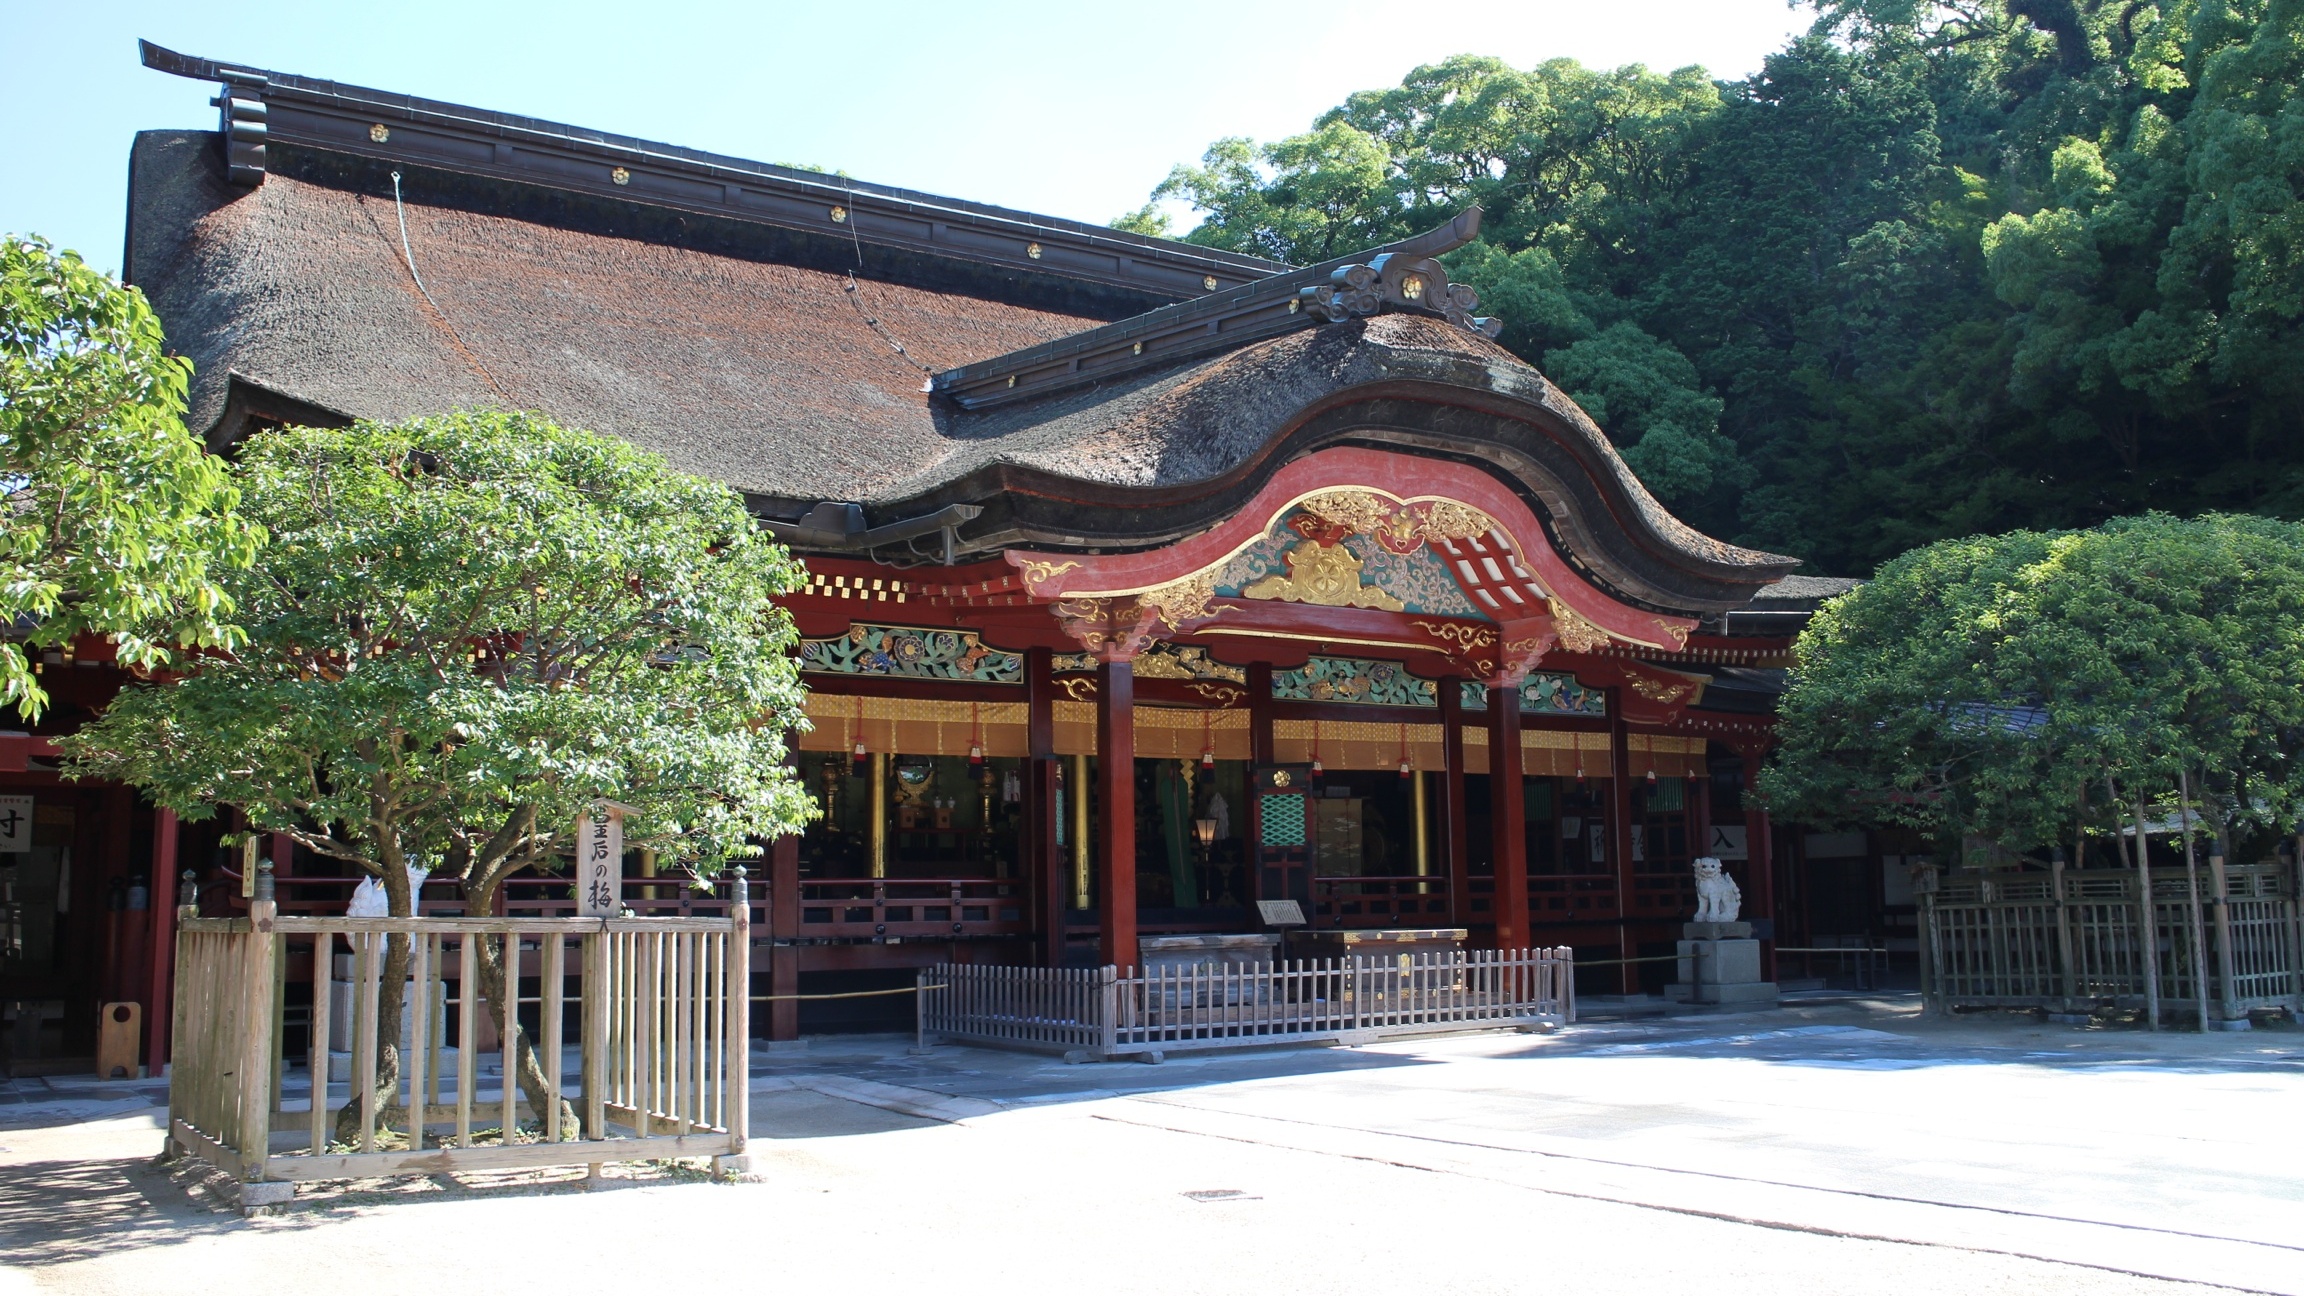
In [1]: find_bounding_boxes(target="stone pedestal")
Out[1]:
[1664,921,1779,1006]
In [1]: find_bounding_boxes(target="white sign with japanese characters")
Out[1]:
[0,796,32,852]
[1708,824,1749,861]
[578,806,625,917]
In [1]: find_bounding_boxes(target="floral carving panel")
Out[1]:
[1273,656,1439,707]
[800,624,1023,683]
[1460,674,1607,716]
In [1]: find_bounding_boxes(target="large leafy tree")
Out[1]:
[0,236,259,716]
[1763,512,2304,859]
[63,411,813,1138]
[1124,2,2304,574]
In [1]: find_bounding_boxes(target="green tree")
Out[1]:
[1127,3,2304,576]
[0,236,259,717]
[62,410,814,1138]
[1764,513,2304,858]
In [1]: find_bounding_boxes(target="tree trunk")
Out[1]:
[467,875,579,1139]
[2177,771,2212,1034]
[332,931,411,1145]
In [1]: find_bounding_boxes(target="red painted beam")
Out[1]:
[1439,675,1471,929]
[144,808,179,1075]
[1096,661,1137,970]
[1487,692,1528,949]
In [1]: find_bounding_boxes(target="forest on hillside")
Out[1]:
[1116,1,2303,576]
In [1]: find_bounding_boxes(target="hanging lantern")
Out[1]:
[1397,725,1412,780]
[1646,767,1658,787]
[1310,722,1324,786]
[968,741,985,772]
[1200,713,1216,770]
[1575,763,1587,785]
[851,737,869,779]
[968,703,986,772]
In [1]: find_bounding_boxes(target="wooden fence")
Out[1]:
[1922,864,2302,1020]
[920,948,1574,1059]
[167,872,753,1209]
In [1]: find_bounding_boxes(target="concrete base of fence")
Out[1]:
[2208,1017,2254,1032]
[237,1180,294,1216]
[713,1152,768,1182]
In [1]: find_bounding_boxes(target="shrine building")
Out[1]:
[0,43,1875,1067]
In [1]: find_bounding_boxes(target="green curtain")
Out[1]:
[1157,761,1196,908]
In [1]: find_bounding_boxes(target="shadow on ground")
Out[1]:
[0,1154,270,1266]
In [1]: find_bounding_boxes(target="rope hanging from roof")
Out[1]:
[383,171,513,403]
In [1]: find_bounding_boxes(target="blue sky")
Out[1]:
[1,0,1813,274]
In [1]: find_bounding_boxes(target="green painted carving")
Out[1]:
[799,624,1022,682]
[1272,656,1438,707]
[1459,674,1607,716]
[1213,507,1485,619]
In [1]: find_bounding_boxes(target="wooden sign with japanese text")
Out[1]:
[578,806,625,917]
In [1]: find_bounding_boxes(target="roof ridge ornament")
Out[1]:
[935,208,1499,411]
[1299,254,1500,338]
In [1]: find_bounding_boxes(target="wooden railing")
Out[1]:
[797,877,1027,940]
[1310,874,1451,927]
[168,872,754,1210]
[1923,865,2302,1019]
[920,948,1574,1060]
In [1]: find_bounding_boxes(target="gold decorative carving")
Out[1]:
[1138,570,1223,630]
[1628,674,1692,703]
[1548,599,1612,653]
[1412,619,1497,654]
[1653,618,1693,649]
[1019,558,1081,591]
[1296,490,1393,539]
[1242,541,1405,612]
[1415,500,1495,542]
[1131,644,1247,684]
[1186,682,1247,706]
[1060,677,1099,701]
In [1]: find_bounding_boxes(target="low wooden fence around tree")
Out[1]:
[920,948,1575,1060]
[1921,864,2302,1020]
[167,878,752,1206]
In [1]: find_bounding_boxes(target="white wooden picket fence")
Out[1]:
[919,947,1574,1059]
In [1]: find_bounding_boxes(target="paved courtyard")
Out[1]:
[2,995,2298,1295]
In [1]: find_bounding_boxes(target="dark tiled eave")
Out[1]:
[139,40,1286,300]
[933,209,1487,411]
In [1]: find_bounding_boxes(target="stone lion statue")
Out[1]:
[1692,856,1741,923]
